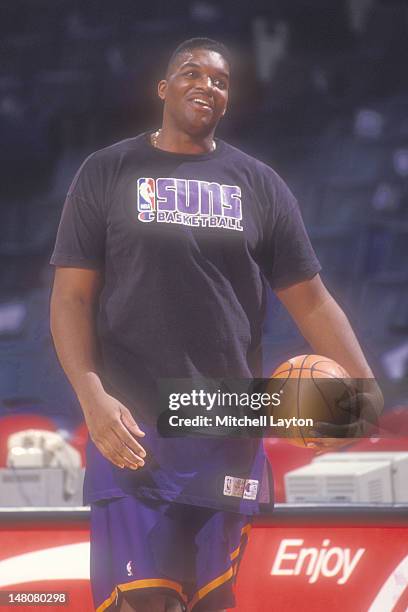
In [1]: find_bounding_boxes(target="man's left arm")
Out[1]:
[276,273,384,443]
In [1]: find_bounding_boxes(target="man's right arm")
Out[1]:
[50,267,146,470]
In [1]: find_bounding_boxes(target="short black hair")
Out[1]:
[166,37,231,77]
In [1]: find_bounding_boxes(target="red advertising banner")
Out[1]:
[0,515,407,612]
[0,522,93,611]
[235,526,408,612]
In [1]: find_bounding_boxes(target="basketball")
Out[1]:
[268,354,355,448]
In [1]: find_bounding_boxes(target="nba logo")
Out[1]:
[137,178,155,222]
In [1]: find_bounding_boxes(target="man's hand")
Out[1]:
[312,380,384,441]
[81,388,146,470]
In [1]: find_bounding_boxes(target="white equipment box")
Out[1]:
[0,468,85,507]
[284,461,393,504]
[313,451,408,503]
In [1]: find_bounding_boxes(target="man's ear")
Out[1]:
[157,80,167,101]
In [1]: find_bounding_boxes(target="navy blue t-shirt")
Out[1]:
[50,132,321,513]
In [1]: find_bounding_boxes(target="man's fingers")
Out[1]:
[119,442,145,467]
[113,420,147,459]
[108,430,145,467]
[337,393,360,415]
[87,397,147,469]
[96,435,141,470]
[98,440,126,469]
[105,438,142,470]
[120,409,146,438]
[338,393,381,425]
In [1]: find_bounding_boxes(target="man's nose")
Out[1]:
[196,74,213,90]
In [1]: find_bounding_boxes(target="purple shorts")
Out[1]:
[90,495,251,611]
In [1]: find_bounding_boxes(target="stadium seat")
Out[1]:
[3,34,61,76]
[358,276,408,346]
[308,226,366,295]
[339,139,389,185]
[363,4,408,55]
[364,223,408,277]
[33,70,95,116]
[60,31,112,73]
[317,181,377,226]
[0,299,26,337]
[370,181,404,217]
[384,97,408,144]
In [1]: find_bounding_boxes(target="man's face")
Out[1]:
[158,48,230,136]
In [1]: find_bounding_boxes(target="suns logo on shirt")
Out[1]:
[136,177,243,231]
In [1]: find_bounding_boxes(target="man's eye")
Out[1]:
[214,79,227,90]
[184,71,198,78]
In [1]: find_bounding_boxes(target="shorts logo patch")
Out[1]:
[224,475,245,497]
[224,476,259,500]
[243,479,259,500]
[126,561,133,577]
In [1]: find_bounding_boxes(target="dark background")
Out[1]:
[0,0,407,431]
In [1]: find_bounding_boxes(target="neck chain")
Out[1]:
[150,129,216,152]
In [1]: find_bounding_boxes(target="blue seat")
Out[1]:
[33,70,95,116]
[316,181,375,226]
[363,223,408,278]
[308,226,366,297]
[358,276,408,346]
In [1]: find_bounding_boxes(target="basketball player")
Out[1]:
[49,38,382,612]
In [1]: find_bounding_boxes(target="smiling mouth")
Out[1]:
[189,98,213,111]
